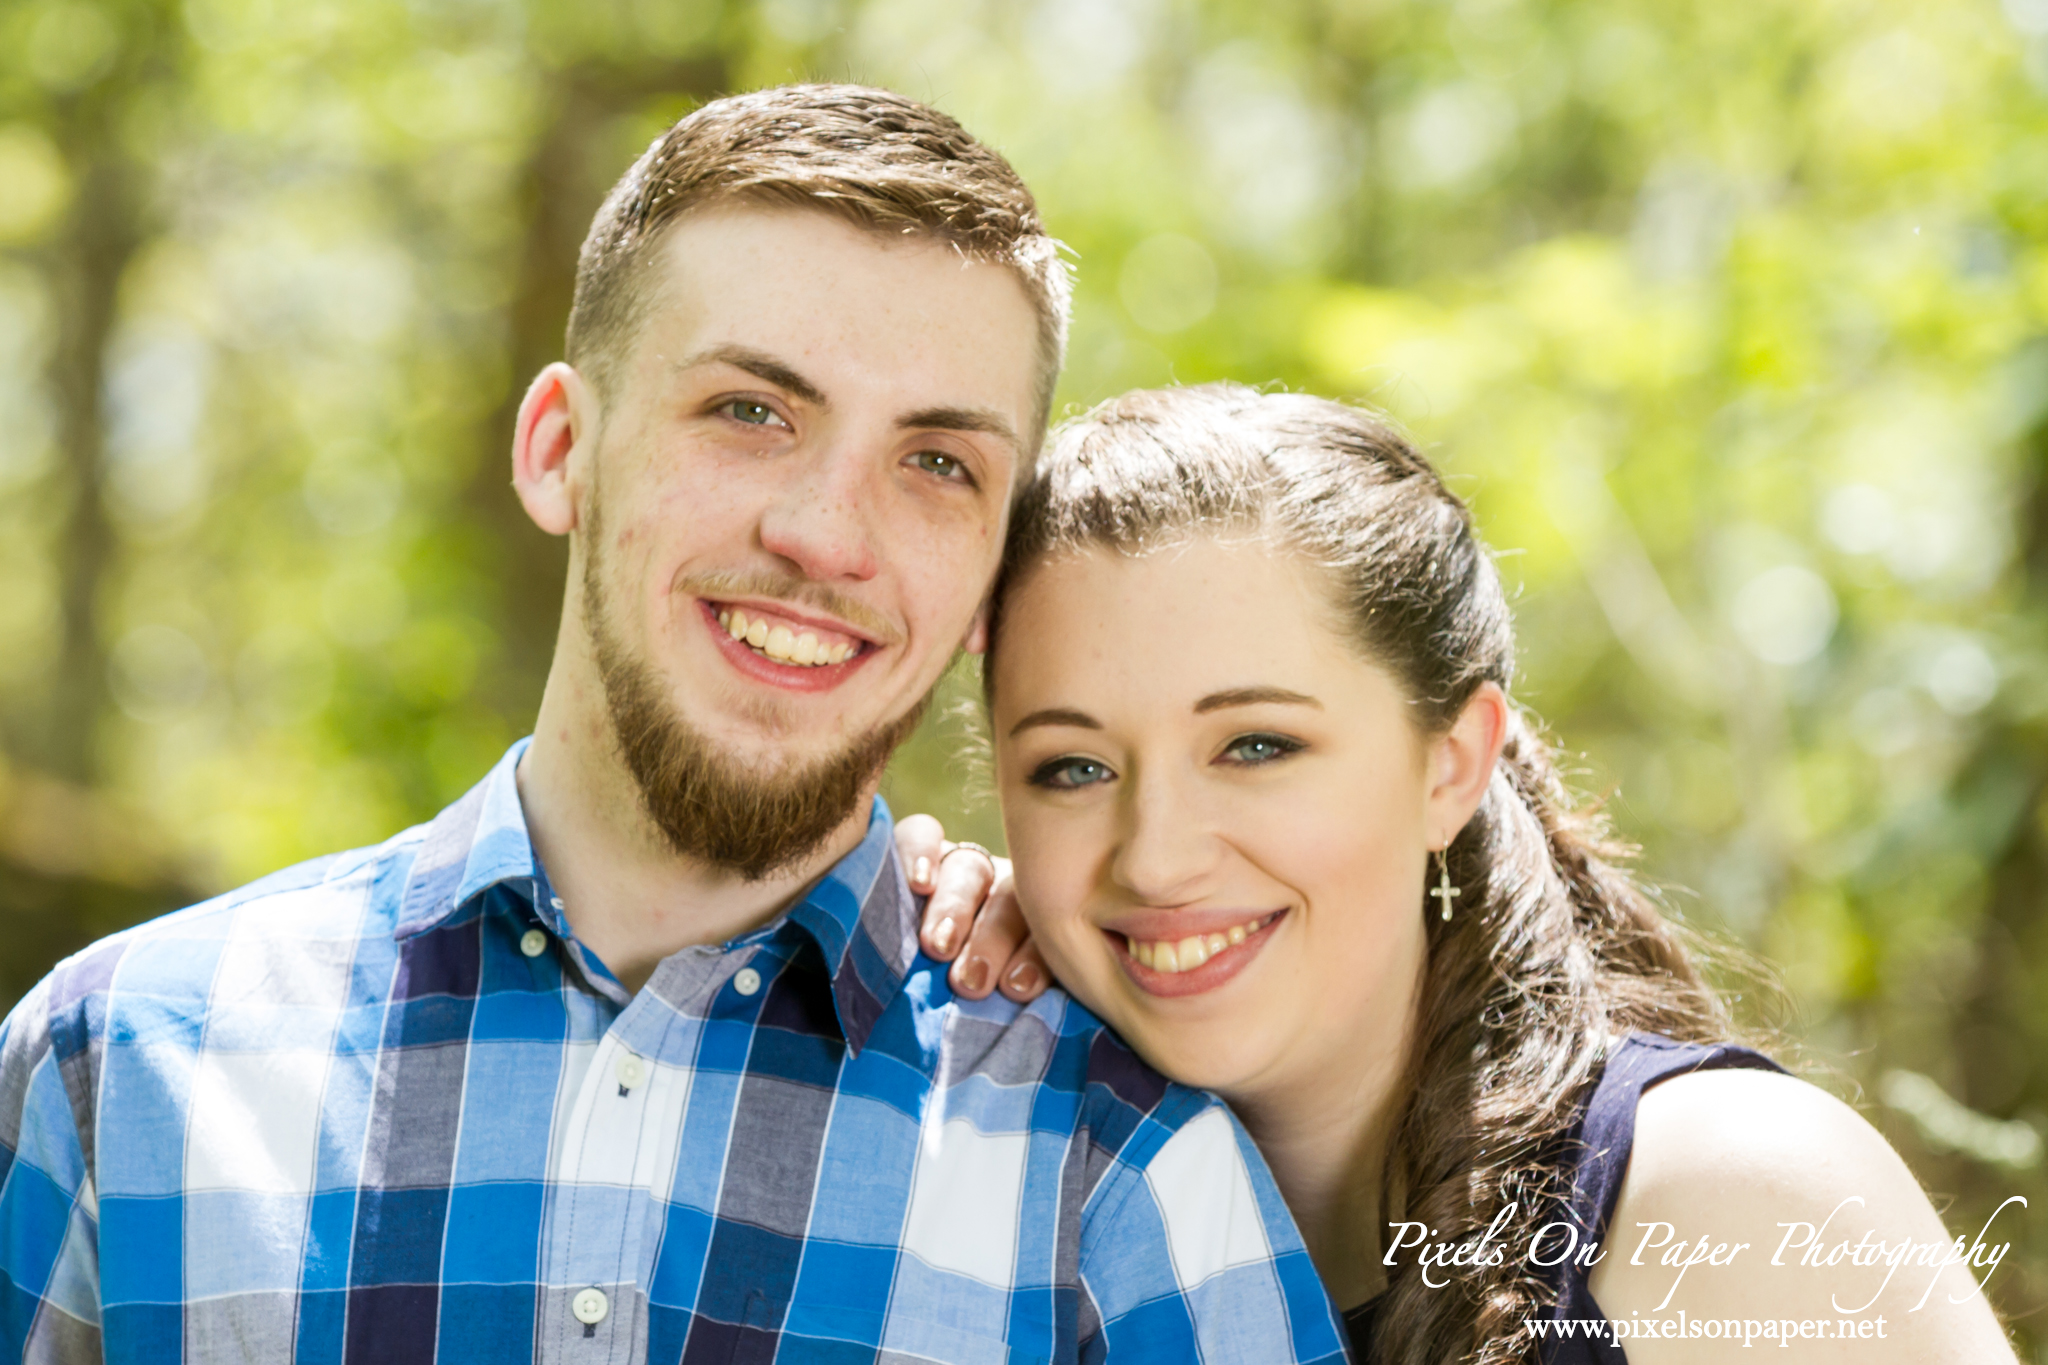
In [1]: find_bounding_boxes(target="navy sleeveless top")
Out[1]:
[1342,1033,1783,1363]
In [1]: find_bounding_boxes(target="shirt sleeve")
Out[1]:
[0,978,103,1364]
[1078,1102,1349,1364]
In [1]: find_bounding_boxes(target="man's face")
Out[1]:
[571,206,1041,873]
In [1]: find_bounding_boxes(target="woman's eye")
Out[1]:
[725,399,787,427]
[1219,734,1302,767]
[1027,756,1116,790]
[909,450,973,483]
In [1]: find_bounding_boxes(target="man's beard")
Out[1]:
[580,527,929,883]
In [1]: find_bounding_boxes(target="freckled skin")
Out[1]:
[512,205,1045,986]
[992,540,1435,1114]
[579,208,1040,771]
[986,536,1508,1307]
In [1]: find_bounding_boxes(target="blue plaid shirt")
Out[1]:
[1,741,1347,1364]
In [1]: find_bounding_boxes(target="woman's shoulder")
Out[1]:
[1627,1062,1881,1193]
[1589,1054,2016,1361]
[1598,1041,1914,1285]
[1553,1033,1783,1233]
[1616,1061,1959,1268]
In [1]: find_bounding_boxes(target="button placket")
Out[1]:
[538,991,701,1362]
[539,945,767,1362]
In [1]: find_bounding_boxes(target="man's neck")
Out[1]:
[516,663,874,997]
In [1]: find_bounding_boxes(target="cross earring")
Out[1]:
[1431,847,1460,922]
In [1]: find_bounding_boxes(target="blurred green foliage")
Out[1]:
[4,0,2048,1346]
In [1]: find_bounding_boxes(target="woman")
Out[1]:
[899,384,2015,1362]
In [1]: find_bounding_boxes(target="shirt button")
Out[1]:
[519,929,548,958]
[550,896,565,910]
[615,1052,647,1090]
[571,1287,608,1325]
[733,967,762,996]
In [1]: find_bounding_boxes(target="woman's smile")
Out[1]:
[943,382,2019,1361]
[991,537,1440,1099]
[1108,907,1288,997]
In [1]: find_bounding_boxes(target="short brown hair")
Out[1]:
[567,84,1071,440]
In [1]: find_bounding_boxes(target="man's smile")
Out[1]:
[696,597,882,692]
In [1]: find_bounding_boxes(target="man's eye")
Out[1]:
[909,450,973,482]
[1026,756,1116,790]
[1219,734,1303,767]
[725,399,786,427]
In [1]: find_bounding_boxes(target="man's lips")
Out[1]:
[697,598,879,693]
[707,596,883,650]
[1107,910,1287,999]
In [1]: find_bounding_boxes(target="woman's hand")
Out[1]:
[894,814,1052,1004]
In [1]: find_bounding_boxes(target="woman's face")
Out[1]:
[992,537,1447,1105]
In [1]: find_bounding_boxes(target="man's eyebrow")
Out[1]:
[678,344,827,408]
[900,406,1021,453]
[1193,687,1322,714]
[1007,707,1102,737]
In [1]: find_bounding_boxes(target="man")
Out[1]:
[0,86,1346,1363]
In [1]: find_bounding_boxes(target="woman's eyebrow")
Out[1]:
[1007,707,1101,737]
[1193,686,1322,713]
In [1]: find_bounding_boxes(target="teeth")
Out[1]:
[1128,916,1273,974]
[717,607,859,668]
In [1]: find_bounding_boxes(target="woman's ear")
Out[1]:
[512,362,597,536]
[1426,681,1510,845]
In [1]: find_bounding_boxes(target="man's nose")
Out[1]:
[1109,771,1221,906]
[757,440,882,583]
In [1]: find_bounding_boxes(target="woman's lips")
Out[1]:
[1109,911,1286,999]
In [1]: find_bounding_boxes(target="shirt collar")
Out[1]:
[394,739,921,1055]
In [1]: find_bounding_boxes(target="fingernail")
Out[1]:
[931,916,957,956]
[1005,961,1039,994]
[912,856,932,888]
[958,958,990,995]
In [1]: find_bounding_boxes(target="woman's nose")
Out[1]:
[1109,774,1220,905]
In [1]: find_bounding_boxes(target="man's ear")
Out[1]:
[1426,681,1510,847]
[512,362,596,536]
[962,598,993,655]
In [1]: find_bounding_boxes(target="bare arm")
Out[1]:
[1588,1069,2018,1362]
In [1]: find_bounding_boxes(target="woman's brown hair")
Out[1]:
[985,383,1736,1364]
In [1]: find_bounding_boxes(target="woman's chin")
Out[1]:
[1110,1016,1271,1095]
[1052,954,1280,1095]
